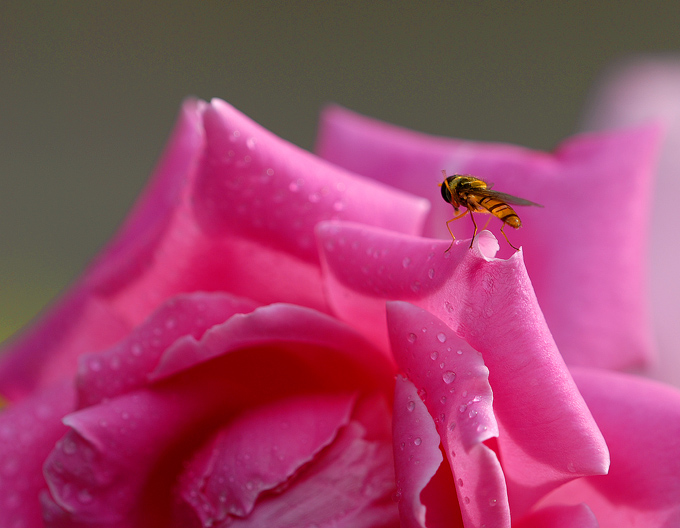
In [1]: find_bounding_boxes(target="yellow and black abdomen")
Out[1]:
[477,196,521,228]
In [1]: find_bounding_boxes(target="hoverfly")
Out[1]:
[439,170,542,251]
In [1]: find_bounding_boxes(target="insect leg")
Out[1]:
[445,209,469,252]
[469,209,478,248]
[500,223,520,251]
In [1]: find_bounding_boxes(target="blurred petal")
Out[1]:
[515,504,598,528]
[0,381,74,528]
[0,99,429,401]
[0,99,207,401]
[389,302,510,528]
[537,368,680,528]
[317,221,609,515]
[316,105,662,371]
[580,56,680,387]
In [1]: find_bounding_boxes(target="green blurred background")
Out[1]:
[2,2,680,342]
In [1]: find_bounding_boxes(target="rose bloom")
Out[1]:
[1,86,679,527]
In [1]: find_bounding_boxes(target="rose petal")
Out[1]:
[0,100,430,402]
[580,57,680,388]
[0,99,206,401]
[151,303,395,394]
[316,105,662,371]
[537,368,680,528]
[175,393,397,527]
[515,504,598,528]
[393,375,459,528]
[389,302,510,528]
[176,393,356,523]
[195,99,430,261]
[77,291,259,408]
[317,221,609,515]
[225,419,398,528]
[43,304,395,524]
[0,381,74,528]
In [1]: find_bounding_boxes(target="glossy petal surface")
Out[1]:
[77,292,259,408]
[389,302,509,528]
[316,105,661,371]
[317,221,609,515]
[0,100,429,402]
[176,393,398,528]
[537,368,680,528]
[392,376,459,528]
[43,302,394,524]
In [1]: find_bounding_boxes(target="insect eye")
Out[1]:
[440,183,452,203]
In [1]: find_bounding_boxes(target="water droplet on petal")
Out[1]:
[413,437,422,446]
[407,400,416,412]
[430,351,438,360]
[428,268,435,279]
[407,333,417,343]
[489,498,497,507]
[437,332,447,343]
[442,371,456,384]
[402,257,411,268]
[457,478,464,487]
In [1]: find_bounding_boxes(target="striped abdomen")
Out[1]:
[476,196,521,228]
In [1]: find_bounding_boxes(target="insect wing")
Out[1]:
[473,189,542,207]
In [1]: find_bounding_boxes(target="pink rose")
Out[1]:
[579,56,680,388]
[0,96,678,527]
